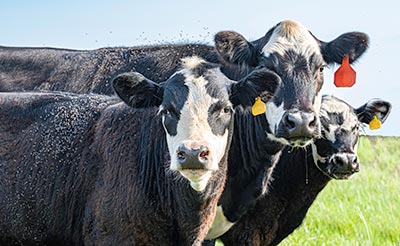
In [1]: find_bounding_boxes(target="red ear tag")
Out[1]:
[334,54,356,87]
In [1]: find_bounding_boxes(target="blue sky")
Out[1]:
[1,0,399,136]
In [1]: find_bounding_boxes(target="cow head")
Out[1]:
[215,20,369,147]
[113,56,280,191]
[312,95,391,179]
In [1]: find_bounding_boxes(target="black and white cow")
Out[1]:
[0,57,280,245]
[0,19,369,147]
[207,95,392,246]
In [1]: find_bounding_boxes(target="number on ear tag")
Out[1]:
[252,97,266,116]
[369,116,381,130]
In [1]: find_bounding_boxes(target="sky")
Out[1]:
[1,0,399,136]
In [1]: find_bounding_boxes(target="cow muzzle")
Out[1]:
[174,140,217,192]
[175,141,213,171]
[328,153,359,179]
[278,110,320,147]
[317,152,359,180]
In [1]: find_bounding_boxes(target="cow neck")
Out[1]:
[269,146,331,201]
[256,146,331,246]
[220,146,332,246]
[219,106,284,223]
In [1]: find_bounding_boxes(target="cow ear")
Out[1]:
[230,68,280,107]
[215,31,259,67]
[112,72,163,108]
[355,99,392,125]
[320,32,369,64]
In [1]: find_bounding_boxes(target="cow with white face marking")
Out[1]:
[207,95,392,246]
[199,20,369,241]
[214,20,369,146]
[0,57,280,245]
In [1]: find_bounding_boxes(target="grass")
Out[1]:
[280,136,400,246]
[216,136,400,246]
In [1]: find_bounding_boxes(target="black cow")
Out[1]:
[0,57,280,245]
[207,95,392,246]
[0,19,369,146]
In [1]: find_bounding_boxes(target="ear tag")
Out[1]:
[369,116,381,130]
[334,54,356,87]
[252,97,266,116]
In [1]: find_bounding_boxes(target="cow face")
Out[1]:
[113,56,280,191]
[215,20,369,147]
[312,96,391,179]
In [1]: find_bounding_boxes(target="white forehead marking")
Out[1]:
[181,56,205,70]
[320,96,359,138]
[262,20,321,59]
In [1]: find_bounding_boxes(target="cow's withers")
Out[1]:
[215,19,369,147]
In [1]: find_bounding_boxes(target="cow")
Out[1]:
[0,57,280,245]
[204,95,392,246]
[1,20,370,240]
[0,19,369,147]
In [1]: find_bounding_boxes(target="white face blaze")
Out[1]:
[163,57,230,192]
[319,96,360,140]
[260,20,324,144]
[262,20,322,59]
[312,96,362,179]
[264,101,287,144]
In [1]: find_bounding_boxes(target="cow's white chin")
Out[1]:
[179,170,213,192]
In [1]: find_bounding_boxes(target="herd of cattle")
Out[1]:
[0,19,392,245]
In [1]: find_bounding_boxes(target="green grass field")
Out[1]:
[217,136,400,246]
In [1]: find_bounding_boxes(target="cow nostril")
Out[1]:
[283,114,297,130]
[334,156,345,166]
[177,150,187,162]
[199,150,209,161]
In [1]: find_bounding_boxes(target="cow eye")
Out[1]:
[319,66,324,72]
[159,107,179,118]
[222,106,233,115]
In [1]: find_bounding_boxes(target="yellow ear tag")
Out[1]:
[369,116,381,130]
[252,97,266,116]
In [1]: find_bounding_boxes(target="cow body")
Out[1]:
[0,44,218,95]
[0,57,280,245]
[212,96,392,246]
